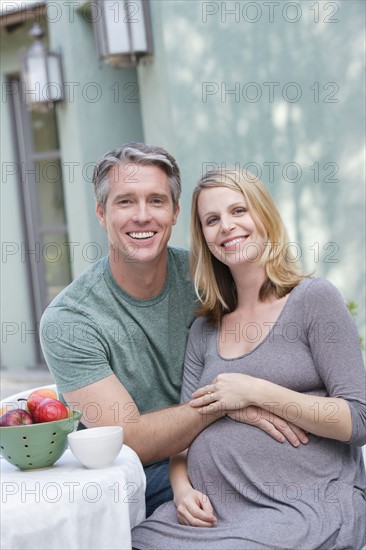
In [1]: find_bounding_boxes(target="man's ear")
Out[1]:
[96,203,106,228]
[172,203,180,226]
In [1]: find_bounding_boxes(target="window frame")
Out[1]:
[7,74,70,365]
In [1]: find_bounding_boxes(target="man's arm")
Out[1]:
[64,373,222,465]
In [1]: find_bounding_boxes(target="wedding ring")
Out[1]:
[207,391,215,403]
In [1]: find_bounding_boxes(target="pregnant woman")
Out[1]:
[132,168,366,549]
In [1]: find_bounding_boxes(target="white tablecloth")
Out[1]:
[0,446,146,550]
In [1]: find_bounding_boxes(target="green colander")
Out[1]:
[0,410,82,470]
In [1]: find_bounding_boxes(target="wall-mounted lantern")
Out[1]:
[93,0,153,67]
[21,23,64,111]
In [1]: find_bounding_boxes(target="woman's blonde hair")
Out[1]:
[190,168,307,325]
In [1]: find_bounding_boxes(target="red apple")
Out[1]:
[33,398,69,423]
[0,409,33,426]
[27,388,58,415]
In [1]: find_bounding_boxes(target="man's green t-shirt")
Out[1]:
[40,247,197,414]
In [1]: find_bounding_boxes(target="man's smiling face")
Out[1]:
[96,163,179,265]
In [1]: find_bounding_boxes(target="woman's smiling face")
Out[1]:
[197,186,267,267]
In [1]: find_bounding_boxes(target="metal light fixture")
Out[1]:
[93,0,153,67]
[21,23,64,111]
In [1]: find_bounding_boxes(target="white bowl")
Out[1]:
[67,426,123,469]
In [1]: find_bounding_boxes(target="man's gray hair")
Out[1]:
[92,142,181,209]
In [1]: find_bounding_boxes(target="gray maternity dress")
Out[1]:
[132,278,366,549]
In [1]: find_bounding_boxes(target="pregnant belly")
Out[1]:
[187,417,345,505]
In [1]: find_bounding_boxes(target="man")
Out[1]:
[40,143,306,516]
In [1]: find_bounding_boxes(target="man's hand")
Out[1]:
[227,405,308,447]
[174,487,217,528]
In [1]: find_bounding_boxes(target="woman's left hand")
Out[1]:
[190,373,257,412]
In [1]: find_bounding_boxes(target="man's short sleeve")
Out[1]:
[40,305,113,393]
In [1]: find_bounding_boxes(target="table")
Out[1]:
[0,445,146,550]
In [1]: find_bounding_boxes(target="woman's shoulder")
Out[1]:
[190,315,213,330]
[189,315,217,341]
[295,277,343,300]
[293,277,349,319]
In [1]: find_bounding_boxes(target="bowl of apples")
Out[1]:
[0,387,82,470]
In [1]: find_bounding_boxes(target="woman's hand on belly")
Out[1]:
[191,373,258,410]
[190,374,308,447]
[174,486,217,528]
